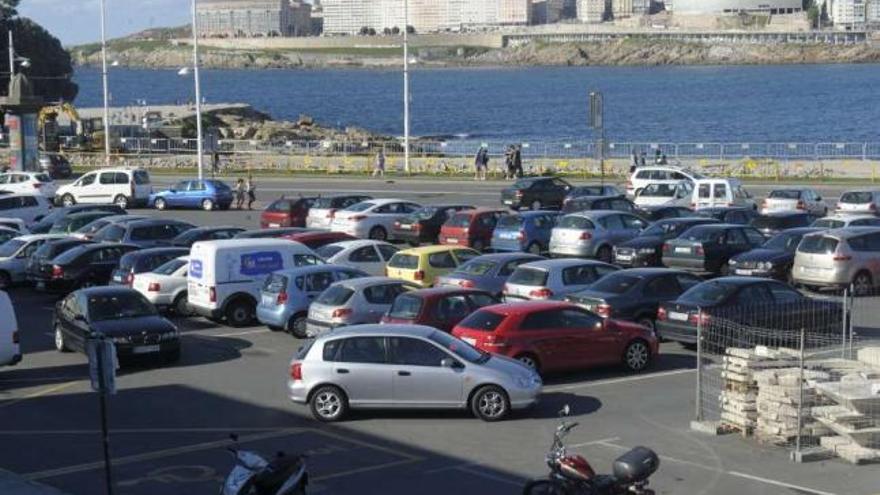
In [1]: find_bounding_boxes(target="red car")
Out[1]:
[438,208,507,252]
[451,301,657,375]
[261,196,318,228]
[282,231,356,250]
[381,287,499,333]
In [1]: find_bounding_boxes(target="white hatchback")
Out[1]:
[330,199,421,241]
[761,188,827,216]
[0,290,21,366]
[634,181,693,208]
[314,240,399,276]
[0,172,57,198]
[133,256,190,314]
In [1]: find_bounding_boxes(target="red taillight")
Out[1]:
[414,270,425,281]
[517,230,525,241]
[51,265,63,279]
[124,273,134,287]
[458,279,475,288]
[689,311,711,326]
[833,254,852,262]
[12,330,19,344]
[209,287,217,303]
[326,209,336,219]
[579,231,592,240]
[796,200,805,210]
[529,287,553,299]
[657,307,667,321]
[33,183,42,189]
[276,291,289,305]
[290,362,302,381]
[350,215,367,221]
[662,243,670,253]
[394,221,401,228]
[515,190,523,198]
[595,303,612,317]
[871,203,877,211]
[484,333,507,348]
[148,282,161,292]
[695,245,704,256]
[332,308,352,319]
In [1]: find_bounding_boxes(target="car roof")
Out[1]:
[758,211,814,218]
[70,242,138,253]
[822,227,880,239]
[513,210,557,218]
[192,238,300,249]
[453,207,505,216]
[360,198,411,206]
[270,264,357,277]
[336,276,412,289]
[609,267,694,277]
[398,245,473,255]
[688,223,744,230]
[125,218,189,227]
[188,225,241,232]
[465,253,543,263]
[77,286,143,297]
[324,324,436,339]
[121,247,188,258]
[403,287,486,299]
[704,276,777,287]
[518,258,611,270]
[13,234,67,242]
[820,214,877,221]
[774,227,824,235]
[328,240,389,250]
[482,300,577,315]
[565,209,625,219]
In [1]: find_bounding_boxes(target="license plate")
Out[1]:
[133,345,160,354]
[503,200,513,205]
[462,337,476,346]
[262,295,276,306]
[669,311,688,321]
[617,254,632,261]
[400,224,412,230]
[675,247,691,254]
[112,275,122,282]
[447,238,459,244]
[268,223,281,228]
[735,269,752,276]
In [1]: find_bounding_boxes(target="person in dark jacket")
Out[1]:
[513,145,524,178]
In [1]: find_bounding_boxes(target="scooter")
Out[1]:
[221,434,308,495]
[522,406,659,495]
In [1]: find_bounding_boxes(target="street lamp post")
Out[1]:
[99,0,111,166]
[191,0,205,180]
[403,0,410,174]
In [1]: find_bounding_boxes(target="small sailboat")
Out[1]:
[177,67,190,76]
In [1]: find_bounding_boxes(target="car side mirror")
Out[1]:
[441,358,460,369]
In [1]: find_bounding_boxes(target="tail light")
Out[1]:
[209,287,217,303]
[515,190,523,197]
[662,243,670,253]
[484,334,508,348]
[51,265,63,279]
[123,273,134,287]
[350,215,366,221]
[332,308,352,319]
[33,183,42,189]
[871,203,877,211]
[579,231,592,240]
[326,209,336,219]
[657,307,667,321]
[290,362,302,381]
[394,221,401,228]
[414,270,425,281]
[458,279,475,288]
[12,330,19,344]
[517,230,525,241]
[529,287,554,299]
[833,254,852,262]
[695,245,704,256]
[148,282,161,292]
[796,200,805,210]
[689,311,711,326]
[276,291,289,305]
[690,203,696,209]
[595,303,612,317]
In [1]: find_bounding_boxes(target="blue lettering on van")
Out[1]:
[190,260,203,279]
[241,252,283,276]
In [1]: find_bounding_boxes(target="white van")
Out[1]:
[0,194,52,223]
[187,239,325,327]
[55,168,152,209]
[0,290,21,366]
[634,181,693,208]
[691,179,756,210]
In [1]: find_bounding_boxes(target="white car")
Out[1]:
[55,168,152,208]
[0,290,21,366]
[0,172,57,198]
[760,188,827,216]
[811,214,880,229]
[626,166,705,197]
[330,199,421,241]
[691,179,756,210]
[306,195,372,230]
[0,234,67,289]
[315,240,399,276]
[835,190,880,216]
[133,256,190,314]
[0,193,52,223]
[633,181,693,208]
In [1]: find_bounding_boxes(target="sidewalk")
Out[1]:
[0,470,70,495]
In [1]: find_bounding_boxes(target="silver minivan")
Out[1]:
[792,227,880,295]
[549,210,647,262]
[287,324,542,422]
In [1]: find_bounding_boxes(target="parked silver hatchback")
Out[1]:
[549,210,647,263]
[287,324,542,422]
[305,277,418,337]
[792,227,880,296]
[835,190,880,216]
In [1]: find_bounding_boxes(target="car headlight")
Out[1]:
[729,259,738,265]
[516,374,542,388]
[637,248,655,255]
[110,336,130,344]
[761,261,774,270]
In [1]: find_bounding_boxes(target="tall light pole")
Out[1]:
[7,30,14,77]
[191,0,205,180]
[99,0,111,166]
[402,0,410,174]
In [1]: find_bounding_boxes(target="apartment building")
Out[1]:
[578,0,610,22]
[196,0,312,37]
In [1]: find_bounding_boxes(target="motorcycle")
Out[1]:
[221,434,308,495]
[523,406,659,495]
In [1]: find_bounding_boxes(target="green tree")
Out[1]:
[2,17,78,101]
[0,0,19,19]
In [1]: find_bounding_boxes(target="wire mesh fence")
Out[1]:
[693,294,880,464]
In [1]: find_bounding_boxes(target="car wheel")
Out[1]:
[596,245,613,264]
[287,314,308,339]
[515,354,541,373]
[527,242,542,255]
[202,198,214,211]
[310,385,348,422]
[471,385,510,422]
[531,200,542,211]
[55,325,70,352]
[173,293,190,316]
[0,271,10,290]
[61,194,76,207]
[623,340,651,372]
[471,239,485,252]
[368,226,387,241]
[113,195,129,209]
[852,271,873,297]
[225,299,255,327]
[154,198,167,211]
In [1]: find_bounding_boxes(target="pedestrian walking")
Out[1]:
[639,152,647,167]
[630,149,639,173]
[211,151,220,177]
[246,174,256,210]
[513,145,524,179]
[480,146,490,180]
[474,146,488,181]
[504,145,515,180]
[373,150,386,177]
[234,178,245,209]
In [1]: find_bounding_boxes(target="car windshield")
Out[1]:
[840,192,873,204]
[77,219,111,234]
[769,190,801,199]
[446,213,473,228]
[427,330,487,364]
[262,273,288,293]
[387,294,422,319]
[680,227,721,242]
[642,184,677,197]
[762,232,802,251]
[798,235,839,254]
[315,245,345,259]
[572,186,608,196]
[678,281,737,305]
[389,254,419,269]
[811,218,844,229]
[496,216,522,229]
[316,285,354,305]
[410,206,439,221]
[507,267,548,286]
[512,179,536,190]
[588,273,641,294]
[88,292,157,321]
[153,258,186,276]
[343,202,374,212]
[49,217,75,233]
[558,216,593,230]
[0,239,24,257]
[642,220,686,237]
[456,259,496,276]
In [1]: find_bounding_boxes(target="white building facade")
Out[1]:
[197,0,313,37]
[669,0,802,14]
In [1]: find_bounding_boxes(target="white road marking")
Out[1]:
[0,381,80,409]
[568,436,621,448]
[542,368,695,392]
[424,462,481,474]
[210,329,270,338]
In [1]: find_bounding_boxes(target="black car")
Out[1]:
[48,211,118,235]
[501,177,572,211]
[234,228,316,239]
[564,184,622,202]
[28,204,125,234]
[74,215,147,241]
[53,287,180,363]
[566,268,703,333]
[43,243,140,292]
[662,224,766,275]
[110,248,190,287]
[170,226,245,247]
[92,218,195,248]
[614,217,717,268]
[561,195,640,215]
[750,212,820,237]
[729,227,825,282]
[656,277,841,347]
[695,207,758,225]
[27,238,94,289]
[639,206,696,222]
[390,204,474,246]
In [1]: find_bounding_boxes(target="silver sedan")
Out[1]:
[287,324,542,422]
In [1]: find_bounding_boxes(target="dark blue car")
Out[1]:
[490,211,559,254]
[149,179,233,211]
[728,227,825,282]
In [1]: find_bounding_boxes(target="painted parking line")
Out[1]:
[542,369,695,393]
[0,381,80,410]
[208,329,271,338]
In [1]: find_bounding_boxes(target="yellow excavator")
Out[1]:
[38,102,117,152]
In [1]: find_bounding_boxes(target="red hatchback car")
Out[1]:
[282,231,356,250]
[261,196,318,229]
[451,301,657,375]
[381,287,500,333]
[438,208,507,252]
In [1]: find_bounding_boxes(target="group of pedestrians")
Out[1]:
[233,175,256,210]
[472,144,524,181]
[630,149,668,173]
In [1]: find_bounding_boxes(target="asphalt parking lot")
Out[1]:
[2,175,879,495]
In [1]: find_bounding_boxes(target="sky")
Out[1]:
[19,0,191,46]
